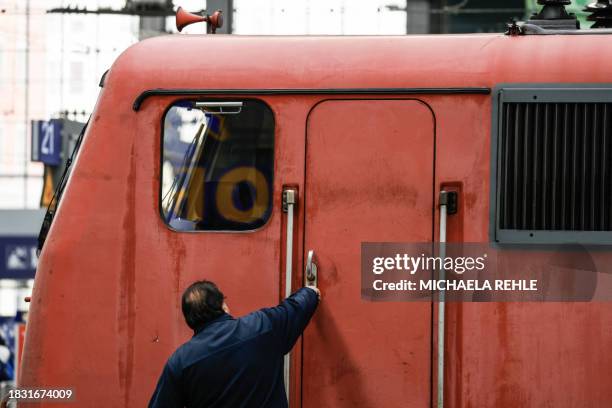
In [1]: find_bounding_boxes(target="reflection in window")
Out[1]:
[161,100,274,231]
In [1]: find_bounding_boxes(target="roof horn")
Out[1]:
[176,6,223,33]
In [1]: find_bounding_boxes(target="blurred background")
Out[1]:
[0,0,596,385]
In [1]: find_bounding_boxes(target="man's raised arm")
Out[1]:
[260,286,320,354]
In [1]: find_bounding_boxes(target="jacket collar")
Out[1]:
[193,313,234,335]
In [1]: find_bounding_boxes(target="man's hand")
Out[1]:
[305,285,320,300]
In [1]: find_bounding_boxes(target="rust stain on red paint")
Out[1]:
[493,304,526,406]
[451,305,464,408]
[167,234,186,301]
[118,145,137,407]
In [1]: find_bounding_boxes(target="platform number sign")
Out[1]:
[31,119,62,166]
[0,237,37,280]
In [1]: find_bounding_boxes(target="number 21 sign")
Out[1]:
[31,119,63,166]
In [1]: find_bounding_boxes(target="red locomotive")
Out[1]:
[19,2,612,407]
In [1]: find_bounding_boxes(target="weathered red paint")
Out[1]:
[20,34,612,407]
[303,99,434,407]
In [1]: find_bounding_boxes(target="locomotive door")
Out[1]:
[302,99,435,407]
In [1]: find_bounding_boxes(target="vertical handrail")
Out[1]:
[437,191,449,408]
[282,189,297,404]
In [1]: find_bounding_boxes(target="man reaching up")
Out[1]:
[149,280,320,408]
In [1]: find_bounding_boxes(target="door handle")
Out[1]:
[305,250,318,287]
[282,188,297,404]
[282,189,297,299]
[437,190,457,408]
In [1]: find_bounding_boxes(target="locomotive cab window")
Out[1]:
[161,100,274,231]
[492,86,612,244]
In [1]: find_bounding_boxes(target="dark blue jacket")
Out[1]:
[149,287,319,408]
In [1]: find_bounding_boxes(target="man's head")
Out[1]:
[181,280,228,331]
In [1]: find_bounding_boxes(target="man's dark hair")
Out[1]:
[182,280,225,330]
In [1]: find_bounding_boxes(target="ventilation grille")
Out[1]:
[498,102,612,232]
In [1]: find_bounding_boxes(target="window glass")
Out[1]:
[161,100,274,231]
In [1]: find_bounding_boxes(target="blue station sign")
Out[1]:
[31,119,63,166]
[0,237,37,280]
